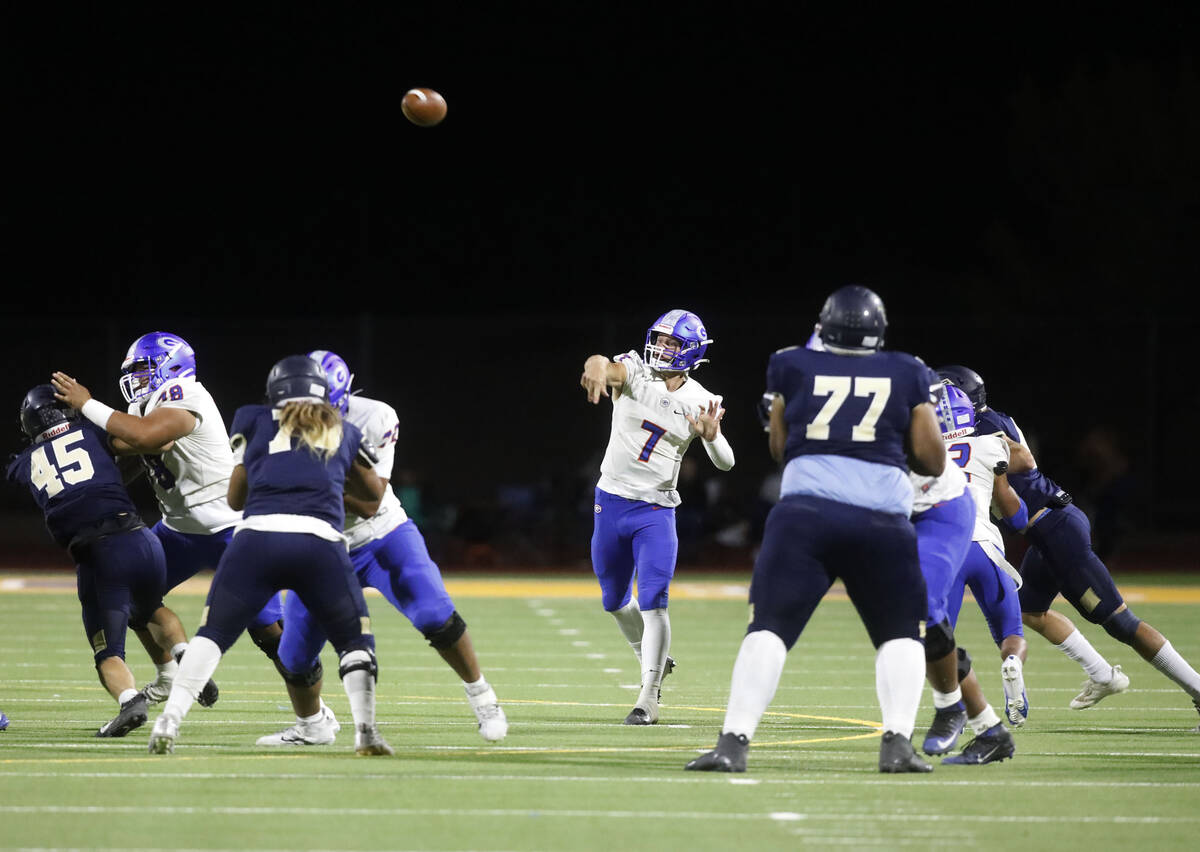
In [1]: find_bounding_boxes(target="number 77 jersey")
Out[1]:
[767,345,942,471]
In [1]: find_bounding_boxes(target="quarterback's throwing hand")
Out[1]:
[686,399,724,441]
[580,359,611,404]
[50,372,93,410]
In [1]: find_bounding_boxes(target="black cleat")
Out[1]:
[96,694,149,738]
[174,649,219,708]
[685,732,749,772]
[623,706,658,725]
[879,731,933,773]
[942,723,1015,765]
[922,704,968,755]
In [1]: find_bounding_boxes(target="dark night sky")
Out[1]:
[4,5,1200,554]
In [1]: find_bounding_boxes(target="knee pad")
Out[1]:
[274,656,323,688]
[1102,607,1142,643]
[338,648,378,682]
[956,646,973,682]
[249,621,283,662]
[422,611,467,651]
[924,619,956,662]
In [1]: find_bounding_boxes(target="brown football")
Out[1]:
[401,88,448,127]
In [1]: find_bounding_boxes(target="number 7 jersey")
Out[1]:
[597,350,726,508]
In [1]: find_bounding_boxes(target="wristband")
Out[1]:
[81,398,116,429]
[1004,496,1029,531]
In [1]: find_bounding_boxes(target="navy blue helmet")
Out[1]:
[266,355,330,408]
[937,364,986,412]
[20,384,76,443]
[817,285,887,353]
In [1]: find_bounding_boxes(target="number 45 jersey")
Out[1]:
[597,350,725,508]
[129,376,241,535]
[6,420,140,548]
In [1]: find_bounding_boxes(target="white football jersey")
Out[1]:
[909,447,969,515]
[129,377,241,534]
[596,351,726,508]
[342,395,409,551]
[944,433,1009,550]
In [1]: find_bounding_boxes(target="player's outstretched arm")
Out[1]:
[767,395,787,463]
[227,464,249,511]
[906,403,947,476]
[1004,436,1036,474]
[687,400,735,470]
[580,355,628,404]
[345,462,385,518]
[51,372,195,453]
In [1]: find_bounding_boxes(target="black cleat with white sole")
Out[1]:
[96,694,149,738]
[685,732,749,772]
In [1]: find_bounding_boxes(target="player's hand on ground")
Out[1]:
[580,357,611,404]
[50,372,93,410]
[686,399,725,441]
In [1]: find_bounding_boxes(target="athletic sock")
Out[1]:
[635,608,671,708]
[722,630,788,740]
[162,636,222,723]
[342,669,376,728]
[1150,640,1200,701]
[155,659,179,680]
[170,642,189,661]
[968,705,1002,735]
[932,687,964,709]
[464,676,492,698]
[1057,630,1113,682]
[117,688,138,706]
[610,599,644,663]
[875,638,925,740]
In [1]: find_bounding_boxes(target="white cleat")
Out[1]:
[147,713,179,754]
[1001,655,1028,726]
[138,679,172,705]
[256,703,340,746]
[354,723,394,756]
[1070,665,1130,710]
[466,686,508,742]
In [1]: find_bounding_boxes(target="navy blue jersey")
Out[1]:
[229,404,365,530]
[767,346,941,470]
[5,421,140,548]
[975,407,1069,514]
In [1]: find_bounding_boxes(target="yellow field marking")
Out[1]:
[4,572,1200,603]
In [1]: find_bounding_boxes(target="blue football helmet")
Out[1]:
[816,285,887,353]
[308,350,354,415]
[937,364,987,413]
[937,384,976,439]
[644,309,712,372]
[120,332,197,403]
[19,384,76,443]
[267,355,329,408]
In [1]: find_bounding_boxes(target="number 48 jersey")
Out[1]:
[129,376,241,534]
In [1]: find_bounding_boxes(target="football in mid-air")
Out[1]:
[401,88,447,127]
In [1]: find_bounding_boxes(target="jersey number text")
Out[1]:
[30,433,96,497]
[805,376,892,442]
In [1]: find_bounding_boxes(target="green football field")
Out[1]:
[2,571,1199,851]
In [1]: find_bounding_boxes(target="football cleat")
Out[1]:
[922,703,968,755]
[658,655,676,703]
[685,732,749,772]
[942,723,1015,765]
[879,731,933,773]
[256,703,340,746]
[623,705,658,725]
[1192,699,1200,733]
[354,723,394,756]
[137,679,172,705]
[96,694,149,738]
[147,713,179,754]
[466,685,508,742]
[0,711,9,731]
[1069,665,1130,710]
[1001,655,1028,726]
